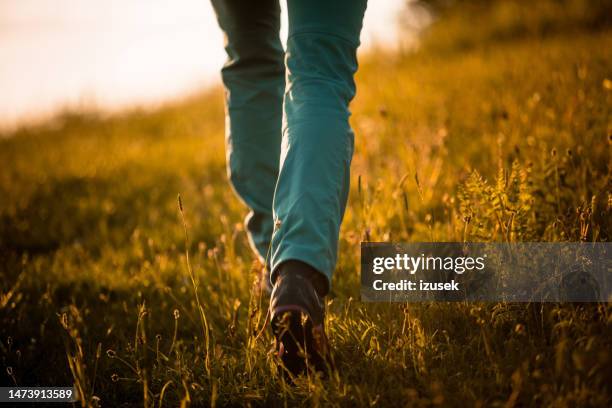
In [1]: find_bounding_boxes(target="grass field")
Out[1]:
[1,1,611,406]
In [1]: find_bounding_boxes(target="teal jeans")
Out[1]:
[211,0,367,291]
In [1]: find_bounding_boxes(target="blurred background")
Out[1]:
[0,0,429,130]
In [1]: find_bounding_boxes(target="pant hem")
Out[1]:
[271,247,333,293]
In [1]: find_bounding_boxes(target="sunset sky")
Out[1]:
[0,0,415,129]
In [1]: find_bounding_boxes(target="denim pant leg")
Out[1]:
[210,0,285,267]
[270,0,368,289]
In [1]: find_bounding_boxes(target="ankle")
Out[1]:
[276,260,329,297]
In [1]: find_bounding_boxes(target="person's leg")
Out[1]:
[210,0,285,268]
[270,0,368,291]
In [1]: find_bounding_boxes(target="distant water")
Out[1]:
[0,0,426,130]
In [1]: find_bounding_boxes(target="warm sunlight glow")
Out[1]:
[0,0,407,129]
